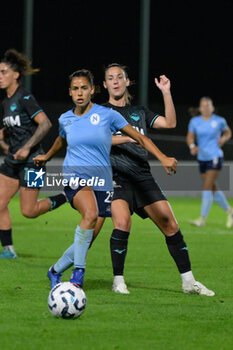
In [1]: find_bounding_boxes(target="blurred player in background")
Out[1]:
[101,64,214,296]
[34,69,177,290]
[0,49,67,259]
[187,97,232,227]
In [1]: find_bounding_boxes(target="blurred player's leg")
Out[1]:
[0,174,19,259]
[144,200,215,296]
[19,187,67,218]
[110,199,131,294]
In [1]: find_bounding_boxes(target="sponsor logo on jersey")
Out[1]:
[3,115,21,127]
[90,113,100,125]
[10,103,17,112]
[130,113,140,122]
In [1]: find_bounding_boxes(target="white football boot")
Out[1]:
[182,281,215,296]
[112,276,130,294]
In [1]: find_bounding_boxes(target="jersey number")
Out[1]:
[104,191,113,203]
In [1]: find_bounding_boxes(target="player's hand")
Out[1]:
[190,146,198,156]
[13,147,30,160]
[125,136,137,143]
[33,154,48,167]
[161,156,178,175]
[155,75,171,93]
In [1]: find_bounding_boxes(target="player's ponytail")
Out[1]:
[1,49,39,81]
[104,63,133,105]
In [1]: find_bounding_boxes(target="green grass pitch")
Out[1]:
[0,196,233,350]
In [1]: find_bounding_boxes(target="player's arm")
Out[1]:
[121,124,177,175]
[112,135,136,145]
[186,131,198,156]
[218,126,232,147]
[33,136,66,166]
[152,75,176,129]
[0,128,9,154]
[13,112,52,160]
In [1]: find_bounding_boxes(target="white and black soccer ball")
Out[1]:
[48,282,87,319]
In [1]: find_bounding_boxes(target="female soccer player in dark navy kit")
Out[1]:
[187,97,232,227]
[0,49,67,259]
[102,64,215,296]
[34,69,177,290]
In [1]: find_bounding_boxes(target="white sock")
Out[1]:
[181,271,195,285]
[114,275,125,284]
[3,245,15,253]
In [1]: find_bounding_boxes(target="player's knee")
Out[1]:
[21,206,38,218]
[82,209,98,227]
[161,216,179,235]
[114,216,131,231]
[0,198,9,211]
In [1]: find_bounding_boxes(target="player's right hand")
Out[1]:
[33,154,48,167]
[162,157,178,175]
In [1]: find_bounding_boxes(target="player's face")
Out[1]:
[0,63,19,90]
[69,77,94,107]
[104,67,130,99]
[199,99,214,117]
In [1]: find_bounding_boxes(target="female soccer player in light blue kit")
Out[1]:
[34,69,177,289]
[187,97,232,227]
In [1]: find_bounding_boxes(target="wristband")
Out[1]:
[189,143,196,150]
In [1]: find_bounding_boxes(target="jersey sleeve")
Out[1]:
[20,93,43,119]
[188,118,196,133]
[58,118,66,139]
[220,117,228,131]
[144,107,160,128]
[110,110,128,132]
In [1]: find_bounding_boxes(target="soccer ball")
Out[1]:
[48,282,87,319]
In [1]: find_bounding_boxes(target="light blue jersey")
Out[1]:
[188,114,227,161]
[59,104,128,191]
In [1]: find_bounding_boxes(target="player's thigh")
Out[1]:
[144,200,179,235]
[111,199,131,231]
[0,174,19,208]
[202,170,219,190]
[72,186,98,220]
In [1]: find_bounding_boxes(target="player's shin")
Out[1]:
[71,226,94,286]
[165,230,195,284]
[54,244,74,274]
[110,229,129,276]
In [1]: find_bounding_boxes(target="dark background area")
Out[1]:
[1,0,233,159]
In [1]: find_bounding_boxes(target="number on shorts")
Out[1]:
[104,191,113,203]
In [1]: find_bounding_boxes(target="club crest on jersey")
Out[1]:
[10,103,17,112]
[3,115,21,127]
[90,113,100,125]
[130,113,140,122]
[211,120,217,128]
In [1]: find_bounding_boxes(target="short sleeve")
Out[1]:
[110,110,128,132]
[188,118,196,133]
[220,118,227,132]
[59,118,66,139]
[143,106,160,128]
[20,93,43,119]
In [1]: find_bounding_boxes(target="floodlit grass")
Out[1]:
[0,196,232,350]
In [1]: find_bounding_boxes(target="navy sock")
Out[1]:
[0,229,13,247]
[110,229,129,276]
[165,230,191,273]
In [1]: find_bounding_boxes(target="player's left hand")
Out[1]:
[13,147,30,160]
[155,75,171,93]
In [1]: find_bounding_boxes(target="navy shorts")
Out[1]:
[198,157,223,174]
[64,185,113,217]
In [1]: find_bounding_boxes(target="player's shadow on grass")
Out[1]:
[128,283,183,294]
[85,279,111,290]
